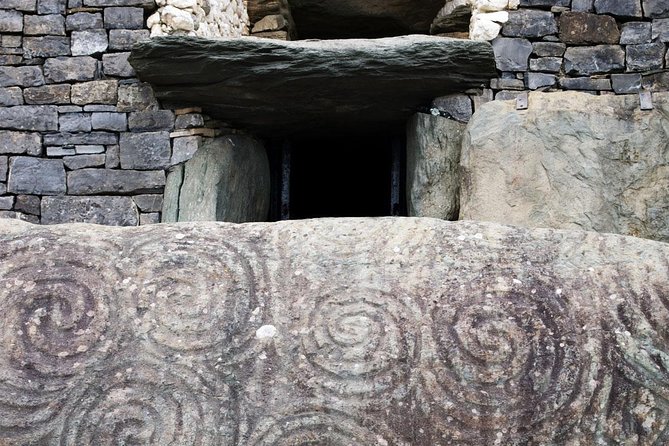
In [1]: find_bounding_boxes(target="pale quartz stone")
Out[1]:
[475,0,511,12]
[149,0,248,38]
[167,0,197,9]
[470,11,505,41]
[162,5,195,32]
[147,11,161,28]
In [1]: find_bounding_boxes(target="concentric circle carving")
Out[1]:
[299,288,420,396]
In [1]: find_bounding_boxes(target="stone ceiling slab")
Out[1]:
[129,35,496,137]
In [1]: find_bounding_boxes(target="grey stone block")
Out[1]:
[642,71,669,90]
[23,84,70,104]
[626,43,666,71]
[75,145,105,154]
[492,37,533,72]
[84,105,116,112]
[529,57,562,72]
[65,12,103,31]
[0,156,7,181]
[59,112,92,132]
[3,0,37,11]
[620,22,653,44]
[519,0,569,5]
[71,30,108,56]
[104,7,144,29]
[24,14,65,36]
[119,131,171,169]
[1,35,23,48]
[37,0,66,14]
[0,196,14,210]
[0,184,5,195]
[71,80,118,105]
[0,87,23,106]
[564,45,625,75]
[46,146,76,157]
[611,73,642,93]
[559,76,613,90]
[502,10,557,38]
[644,0,669,18]
[0,10,23,33]
[559,12,620,45]
[527,72,557,90]
[0,66,44,88]
[57,106,83,112]
[0,106,58,131]
[43,56,97,83]
[44,131,117,146]
[62,154,106,169]
[108,29,149,50]
[23,36,70,57]
[0,131,42,155]
[133,193,163,212]
[174,113,204,129]
[14,194,40,215]
[41,195,138,225]
[117,82,158,111]
[170,135,201,165]
[572,0,594,11]
[139,212,159,224]
[594,0,642,17]
[490,78,525,90]
[102,52,135,77]
[8,157,66,195]
[67,168,165,194]
[84,0,153,6]
[532,42,566,57]
[105,144,120,168]
[429,94,472,122]
[652,18,669,42]
[127,110,175,131]
[91,112,127,131]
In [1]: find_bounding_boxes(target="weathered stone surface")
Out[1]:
[461,91,669,243]
[0,131,41,155]
[644,0,669,18]
[132,193,163,212]
[288,0,445,38]
[41,196,138,225]
[170,135,200,164]
[43,56,98,83]
[0,66,44,88]
[626,42,666,71]
[532,41,566,57]
[502,10,558,38]
[67,168,165,194]
[116,82,158,111]
[23,84,70,104]
[108,29,149,50]
[529,57,562,72]
[83,0,153,6]
[7,156,65,195]
[161,164,182,221]
[653,18,669,42]
[1,216,669,444]
[492,37,533,72]
[104,6,144,29]
[62,154,105,170]
[65,12,103,31]
[620,21,652,44]
[563,45,625,75]
[38,0,65,14]
[71,30,108,56]
[127,110,174,131]
[0,87,24,106]
[527,72,557,89]
[611,73,642,93]
[0,156,7,181]
[430,94,472,122]
[130,36,496,136]
[174,135,270,222]
[0,105,58,131]
[101,52,135,77]
[22,36,70,57]
[406,113,463,220]
[2,0,37,10]
[119,131,171,170]
[71,80,118,105]
[594,0,642,17]
[14,194,40,215]
[23,14,65,35]
[90,112,127,131]
[44,131,117,146]
[559,12,620,44]
[59,112,92,132]
[0,10,24,33]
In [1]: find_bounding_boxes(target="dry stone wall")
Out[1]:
[0,0,245,225]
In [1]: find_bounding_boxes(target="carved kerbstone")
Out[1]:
[1,218,668,444]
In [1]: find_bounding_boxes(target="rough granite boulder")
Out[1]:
[0,218,669,445]
[460,91,669,243]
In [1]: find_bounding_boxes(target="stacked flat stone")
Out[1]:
[0,0,234,225]
[487,0,669,100]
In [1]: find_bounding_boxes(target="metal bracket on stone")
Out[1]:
[639,91,653,111]
[516,92,529,110]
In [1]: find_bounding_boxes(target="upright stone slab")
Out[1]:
[460,91,669,243]
[0,218,669,444]
[406,113,464,220]
[175,135,270,222]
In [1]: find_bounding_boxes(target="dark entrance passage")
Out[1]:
[267,133,406,220]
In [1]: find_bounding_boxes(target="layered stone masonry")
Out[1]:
[147,0,248,37]
[0,0,238,225]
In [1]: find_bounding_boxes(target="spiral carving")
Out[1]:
[128,234,261,359]
[422,277,595,439]
[247,410,402,445]
[298,288,420,396]
[59,361,222,445]
[0,237,124,442]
